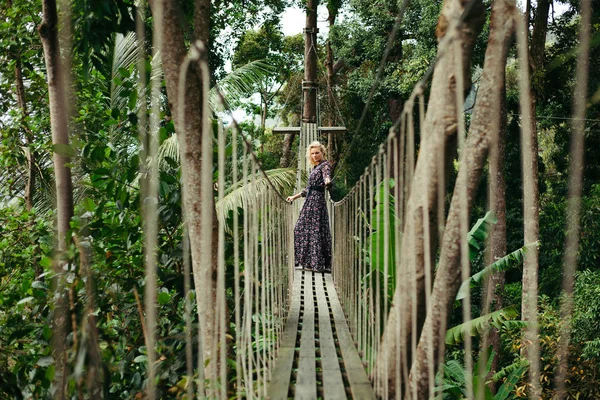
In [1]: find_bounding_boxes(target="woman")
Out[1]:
[286,141,332,273]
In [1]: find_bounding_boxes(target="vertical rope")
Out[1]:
[398,114,407,231]
[260,190,267,398]
[382,144,391,399]
[555,0,591,395]
[232,127,242,399]
[252,161,260,397]
[454,25,473,399]
[267,194,274,383]
[374,152,382,390]
[416,96,435,398]
[368,165,375,374]
[515,7,542,397]
[242,143,252,398]
[182,209,194,399]
[361,175,368,362]
[217,122,227,399]
[392,131,403,396]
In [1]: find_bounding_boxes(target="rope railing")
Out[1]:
[331,95,418,398]
[222,128,296,399]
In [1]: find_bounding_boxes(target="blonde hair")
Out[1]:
[306,141,327,166]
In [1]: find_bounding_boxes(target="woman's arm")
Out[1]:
[323,161,332,187]
[286,192,303,202]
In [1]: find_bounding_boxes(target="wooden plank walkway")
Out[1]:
[267,270,375,399]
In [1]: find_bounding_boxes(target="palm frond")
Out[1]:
[216,168,299,229]
[150,50,163,88]
[0,149,55,214]
[445,306,522,345]
[456,243,537,301]
[209,60,275,111]
[156,134,180,170]
[111,32,140,111]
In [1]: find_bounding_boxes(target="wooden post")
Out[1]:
[303,0,318,123]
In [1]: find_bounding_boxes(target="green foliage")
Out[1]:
[467,211,498,262]
[0,207,54,397]
[216,167,299,230]
[445,306,525,346]
[572,269,600,360]
[365,178,399,300]
[456,243,535,301]
[432,350,526,400]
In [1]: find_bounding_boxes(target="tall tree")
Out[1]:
[280,0,319,168]
[324,0,345,165]
[37,0,75,395]
[232,23,303,130]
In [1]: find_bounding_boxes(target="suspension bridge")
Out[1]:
[174,0,591,398]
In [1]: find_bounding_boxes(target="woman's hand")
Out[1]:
[286,195,295,202]
[325,178,332,189]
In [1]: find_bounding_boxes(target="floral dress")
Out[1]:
[294,160,332,272]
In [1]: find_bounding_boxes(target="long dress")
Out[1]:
[294,160,332,272]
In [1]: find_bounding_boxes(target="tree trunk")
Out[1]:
[38,0,75,396]
[149,0,220,389]
[406,2,515,397]
[15,49,36,213]
[279,133,296,167]
[374,0,486,396]
[325,2,338,161]
[303,0,318,123]
[261,91,267,130]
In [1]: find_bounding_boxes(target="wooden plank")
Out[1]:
[314,273,346,400]
[273,126,347,134]
[267,269,303,399]
[295,271,317,400]
[318,126,347,133]
[273,126,301,134]
[325,274,376,399]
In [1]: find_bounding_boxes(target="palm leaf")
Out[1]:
[156,134,180,170]
[216,168,299,230]
[494,363,528,400]
[445,306,521,345]
[491,359,529,383]
[149,49,163,89]
[209,60,275,111]
[467,211,498,260]
[0,148,55,215]
[456,243,537,301]
[111,32,140,111]
[443,359,466,384]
